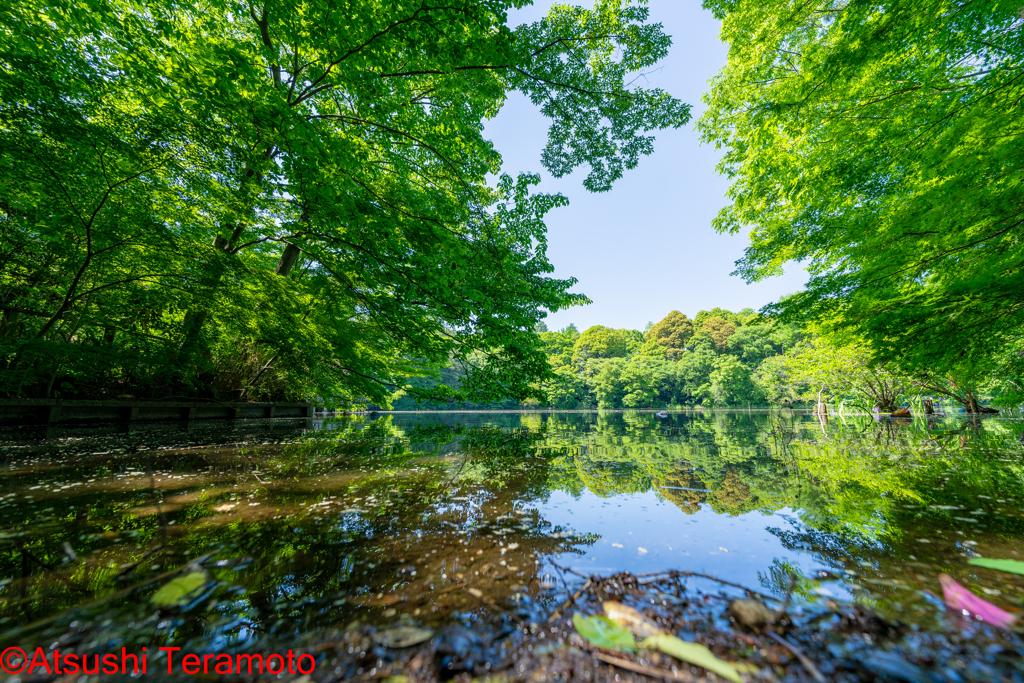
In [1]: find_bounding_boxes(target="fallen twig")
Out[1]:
[593,652,697,682]
[767,631,826,683]
[467,586,524,623]
[641,570,781,603]
[548,558,589,579]
[547,578,593,623]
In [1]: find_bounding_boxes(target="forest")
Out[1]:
[0,0,687,407]
[395,306,1020,412]
[3,0,1022,416]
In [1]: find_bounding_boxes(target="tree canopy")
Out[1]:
[645,310,694,358]
[0,0,689,404]
[699,0,1024,373]
[698,316,737,352]
[571,325,633,367]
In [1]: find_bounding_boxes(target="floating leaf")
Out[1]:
[641,633,742,683]
[968,558,1024,576]
[150,571,208,608]
[572,613,637,652]
[938,574,1017,628]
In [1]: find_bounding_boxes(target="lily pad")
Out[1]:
[968,557,1024,576]
[374,626,434,648]
[150,571,208,608]
[640,633,742,683]
[572,613,637,652]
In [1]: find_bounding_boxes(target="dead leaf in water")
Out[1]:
[374,626,434,648]
[939,574,1018,628]
[603,601,665,638]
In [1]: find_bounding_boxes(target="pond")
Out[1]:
[1,410,1022,679]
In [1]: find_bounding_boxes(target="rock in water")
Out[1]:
[726,599,776,630]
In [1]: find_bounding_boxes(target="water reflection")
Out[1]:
[1,410,1022,654]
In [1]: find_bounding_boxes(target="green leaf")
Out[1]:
[572,613,637,652]
[640,634,742,683]
[968,558,1024,576]
[150,571,208,608]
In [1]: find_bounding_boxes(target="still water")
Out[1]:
[1,410,1022,658]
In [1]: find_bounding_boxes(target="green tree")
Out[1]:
[757,338,910,412]
[708,355,762,406]
[699,0,1024,374]
[590,356,673,408]
[539,324,581,369]
[699,316,737,352]
[726,325,778,367]
[672,346,717,405]
[633,336,668,360]
[591,358,628,408]
[986,338,1024,408]
[645,310,694,359]
[572,326,633,367]
[726,319,804,367]
[542,364,591,408]
[1,0,689,404]
[694,307,744,329]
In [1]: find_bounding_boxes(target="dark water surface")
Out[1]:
[1,410,1023,670]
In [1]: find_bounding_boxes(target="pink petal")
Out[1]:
[939,573,1018,628]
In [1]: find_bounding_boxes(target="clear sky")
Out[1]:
[483,0,807,332]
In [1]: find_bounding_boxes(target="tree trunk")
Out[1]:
[275,242,302,277]
[0,309,20,340]
[176,235,231,363]
[876,398,897,412]
[922,398,934,415]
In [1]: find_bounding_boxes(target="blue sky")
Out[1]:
[484,1,807,332]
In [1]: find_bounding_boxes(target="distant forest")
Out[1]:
[390,306,1010,414]
[392,307,792,410]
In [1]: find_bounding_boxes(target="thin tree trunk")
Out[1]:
[176,236,231,360]
[275,242,302,276]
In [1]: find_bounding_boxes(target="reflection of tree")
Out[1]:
[536,412,801,518]
[656,465,706,514]
[787,415,1024,540]
[758,557,805,598]
[710,471,755,513]
[0,421,598,646]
